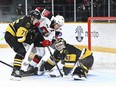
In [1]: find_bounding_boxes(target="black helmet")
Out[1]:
[30,10,41,20]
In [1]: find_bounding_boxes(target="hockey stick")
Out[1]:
[37,27,63,77]
[47,46,63,77]
[0,60,14,69]
[70,48,86,75]
[0,43,34,72]
[22,43,34,65]
[0,60,23,72]
[0,60,36,77]
[21,43,34,71]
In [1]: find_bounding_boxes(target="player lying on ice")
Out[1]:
[24,38,94,80]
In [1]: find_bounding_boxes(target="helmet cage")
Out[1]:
[55,41,65,51]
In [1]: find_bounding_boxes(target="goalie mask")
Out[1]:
[55,38,66,51]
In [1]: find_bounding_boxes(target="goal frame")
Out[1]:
[87,17,116,50]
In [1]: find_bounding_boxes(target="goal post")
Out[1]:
[88,17,116,53]
[88,17,116,68]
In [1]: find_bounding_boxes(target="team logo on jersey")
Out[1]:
[75,26,84,42]
[25,22,31,28]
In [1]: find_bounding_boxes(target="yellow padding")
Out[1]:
[14,59,22,62]
[81,63,88,71]
[14,64,21,66]
[47,59,55,66]
[64,54,76,62]
[81,48,92,59]
[6,24,15,36]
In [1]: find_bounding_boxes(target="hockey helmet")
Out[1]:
[30,10,41,20]
[53,15,65,27]
[35,7,41,12]
[55,38,66,51]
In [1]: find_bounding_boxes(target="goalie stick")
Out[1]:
[48,48,86,78]
[37,26,63,77]
[47,46,63,77]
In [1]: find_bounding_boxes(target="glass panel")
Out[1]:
[0,0,116,22]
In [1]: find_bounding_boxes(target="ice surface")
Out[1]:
[0,48,116,87]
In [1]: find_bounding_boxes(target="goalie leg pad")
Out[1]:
[72,66,87,80]
[48,69,63,77]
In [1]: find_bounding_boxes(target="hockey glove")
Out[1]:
[42,40,52,47]
[35,22,40,28]
[42,9,51,18]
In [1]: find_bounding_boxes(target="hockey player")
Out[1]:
[4,10,45,80]
[26,11,65,73]
[20,7,65,72]
[32,38,94,80]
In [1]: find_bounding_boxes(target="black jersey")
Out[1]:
[53,44,82,63]
[6,15,44,44]
[44,43,93,73]
[13,16,33,31]
[54,44,92,62]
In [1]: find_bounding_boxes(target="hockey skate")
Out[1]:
[10,69,23,81]
[48,69,62,77]
[72,67,87,80]
[21,64,38,77]
[37,60,46,76]
[21,67,38,77]
[21,60,46,77]
[27,64,34,71]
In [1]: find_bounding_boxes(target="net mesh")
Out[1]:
[88,17,116,53]
[88,17,116,68]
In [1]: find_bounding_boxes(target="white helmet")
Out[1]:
[54,15,65,26]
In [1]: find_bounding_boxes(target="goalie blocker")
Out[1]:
[26,38,94,80]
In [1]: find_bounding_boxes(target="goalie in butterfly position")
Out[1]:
[27,38,94,80]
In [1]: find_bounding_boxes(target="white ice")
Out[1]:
[0,48,116,87]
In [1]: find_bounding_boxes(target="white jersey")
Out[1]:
[39,17,62,41]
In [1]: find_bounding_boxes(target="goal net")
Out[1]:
[88,17,116,68]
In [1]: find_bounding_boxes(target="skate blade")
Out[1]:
[73,75,86,80]
[48,74,60,77]
[10,76,21,81]
[37,71,45,76]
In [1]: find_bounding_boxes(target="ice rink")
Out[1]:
[0,48,116,87]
